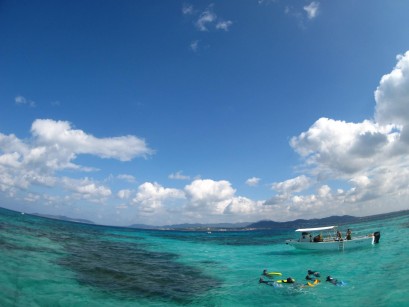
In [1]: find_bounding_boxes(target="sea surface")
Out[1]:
[1,207,408,307]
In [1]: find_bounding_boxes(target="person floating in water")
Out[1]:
[276,277,295,283]
[262,269,270,277]
[259,277,272,284]
[286,277,295,283]
[262,269,282,278]
[326,276,346,286]
[306,270,320,280]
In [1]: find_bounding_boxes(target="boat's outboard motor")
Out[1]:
[372,231,381,244]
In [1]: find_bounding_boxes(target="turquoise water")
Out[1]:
[1,207,408,306]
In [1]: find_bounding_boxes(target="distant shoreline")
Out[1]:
[2,206,408,232]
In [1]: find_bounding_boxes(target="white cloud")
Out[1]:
[131,182,184,213]
[216,20,233,31]
[31,119,153,162]
[290,118,398,177]
[223,196,262,214]
[184,179,236,216]
[272,175,312,194]
[191,4,232,32]
[76,183,111,197]
[276,51,409,219]
[15,95,36,107]
[195,6,216,31]
[304,2,319,20]
[375,51,409,126]
[317,184,331,198]
[182,3,194,15]
[121,179,268,224]
[117,174,136,183]
[349,175,371,188]
[61,177,112,203]
[0,152,21,168]
[169,170,190,180]
[246,177,261,186]
[0,119,152,210]
[185,179,235,203]
[118,189,132,199]
[24,192,41,202]
[190,40,199,52]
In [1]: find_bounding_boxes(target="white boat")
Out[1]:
[285,226,380,251]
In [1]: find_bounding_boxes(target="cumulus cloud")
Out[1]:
[304,2,319,20]
[272,175,312,194]
[290,118,398,177]
[224,196,262,214]
[31,119,153,162]
[131,182,184,213]
[375,51,409,126]
[0,119,152,208]
[181,179,238,220]
[272,50,409,219]
[123,179,270,224]
[76,183,111,198]
[246,177,261,186]
[54,177,113,204]
[185,179,235,204]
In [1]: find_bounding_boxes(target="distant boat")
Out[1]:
[285,226,380,251]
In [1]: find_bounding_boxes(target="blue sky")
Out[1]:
[1,0,409,226]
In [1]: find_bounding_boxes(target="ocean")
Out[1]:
[1,207,408,307]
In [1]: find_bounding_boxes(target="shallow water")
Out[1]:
[1,207,408,306]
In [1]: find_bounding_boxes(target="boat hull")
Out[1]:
[286,236,374,251]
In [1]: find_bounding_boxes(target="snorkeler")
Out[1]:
[259,277,283,288]
[259,277,268,284]
[307,270,320,277]
[277,277,295,283]
[326,276,346,286]
[305,270,321,285]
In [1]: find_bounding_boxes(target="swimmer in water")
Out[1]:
[326,276,346,286]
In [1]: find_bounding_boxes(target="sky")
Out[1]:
[1,0,409,226]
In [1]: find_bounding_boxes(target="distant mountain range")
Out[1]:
[129,209,409,231]
[128,222,251,230]
[31,213,95,225]
[22,209,409,231]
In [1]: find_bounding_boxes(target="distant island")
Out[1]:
[31,213,95,225]
[3,207,408,231]
[128,209,409,231]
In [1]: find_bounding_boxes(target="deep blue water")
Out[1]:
[1,207,408,306]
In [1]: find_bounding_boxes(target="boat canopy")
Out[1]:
[295,226,336,232]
